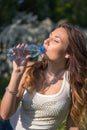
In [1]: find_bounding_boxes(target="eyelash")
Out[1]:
[54,40,59,43]
[49,35,60,43]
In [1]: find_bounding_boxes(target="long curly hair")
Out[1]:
[23,23,87,128]
[59,23,87,128]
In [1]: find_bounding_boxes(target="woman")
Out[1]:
[0,23,87,130]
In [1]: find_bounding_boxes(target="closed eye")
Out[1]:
[55,40,59,42]
[54,39,61,43]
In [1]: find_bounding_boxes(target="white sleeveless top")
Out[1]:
[10,71,70,130]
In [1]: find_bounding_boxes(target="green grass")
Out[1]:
[57,120,66,130]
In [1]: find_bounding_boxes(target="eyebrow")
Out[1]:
[50,32,60,38]
[55,35,61,39]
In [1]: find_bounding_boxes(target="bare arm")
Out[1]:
[0,69,24,120]
[0,44,31,120]
[14,62,34,113]
[66,114,79,130]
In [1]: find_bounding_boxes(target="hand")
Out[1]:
[11,44,30,74]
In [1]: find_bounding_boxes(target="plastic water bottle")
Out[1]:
[6,44,46,61]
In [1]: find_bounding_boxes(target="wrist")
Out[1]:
[12,69,24,77]
[6,87,18,95]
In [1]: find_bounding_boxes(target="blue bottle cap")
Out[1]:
[39,46,46,53]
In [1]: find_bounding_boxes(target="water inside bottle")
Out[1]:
[6,44,45,61]
[6,48,16,61]
[26,49,40,58]
[24,45,40,58]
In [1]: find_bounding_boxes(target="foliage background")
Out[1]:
[0,0,87,129]
[0,0,87,27]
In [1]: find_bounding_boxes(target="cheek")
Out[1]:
[45,47,66,60]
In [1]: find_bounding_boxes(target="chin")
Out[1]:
[42,54,49,60]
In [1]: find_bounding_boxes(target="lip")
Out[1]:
[43,46,47,53]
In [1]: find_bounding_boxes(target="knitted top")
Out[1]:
[10,71,70,130]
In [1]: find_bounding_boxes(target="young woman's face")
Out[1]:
[43,27,70,62]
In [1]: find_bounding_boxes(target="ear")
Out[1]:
[65,53,71,59]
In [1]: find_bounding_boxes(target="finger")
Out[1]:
[19,44,27,57]
[16,44,22,57]
[20,43,27,46]
[16,43,21,48]
[26,55,31,60]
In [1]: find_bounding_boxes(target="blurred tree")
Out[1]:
[18,0,51,20]
[50,0,87,27]
[0,0,18,26]
[18,0,87,27]
[0,0,87,27]
[71,0,87,26]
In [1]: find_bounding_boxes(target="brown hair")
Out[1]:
[24,59,48,92]
[59,23,87,128]
[24,23,87,128]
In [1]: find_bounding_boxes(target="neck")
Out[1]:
[46,61,66,76]
[43,61,65,86]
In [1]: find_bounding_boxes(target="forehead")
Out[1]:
[52,27,68,38]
